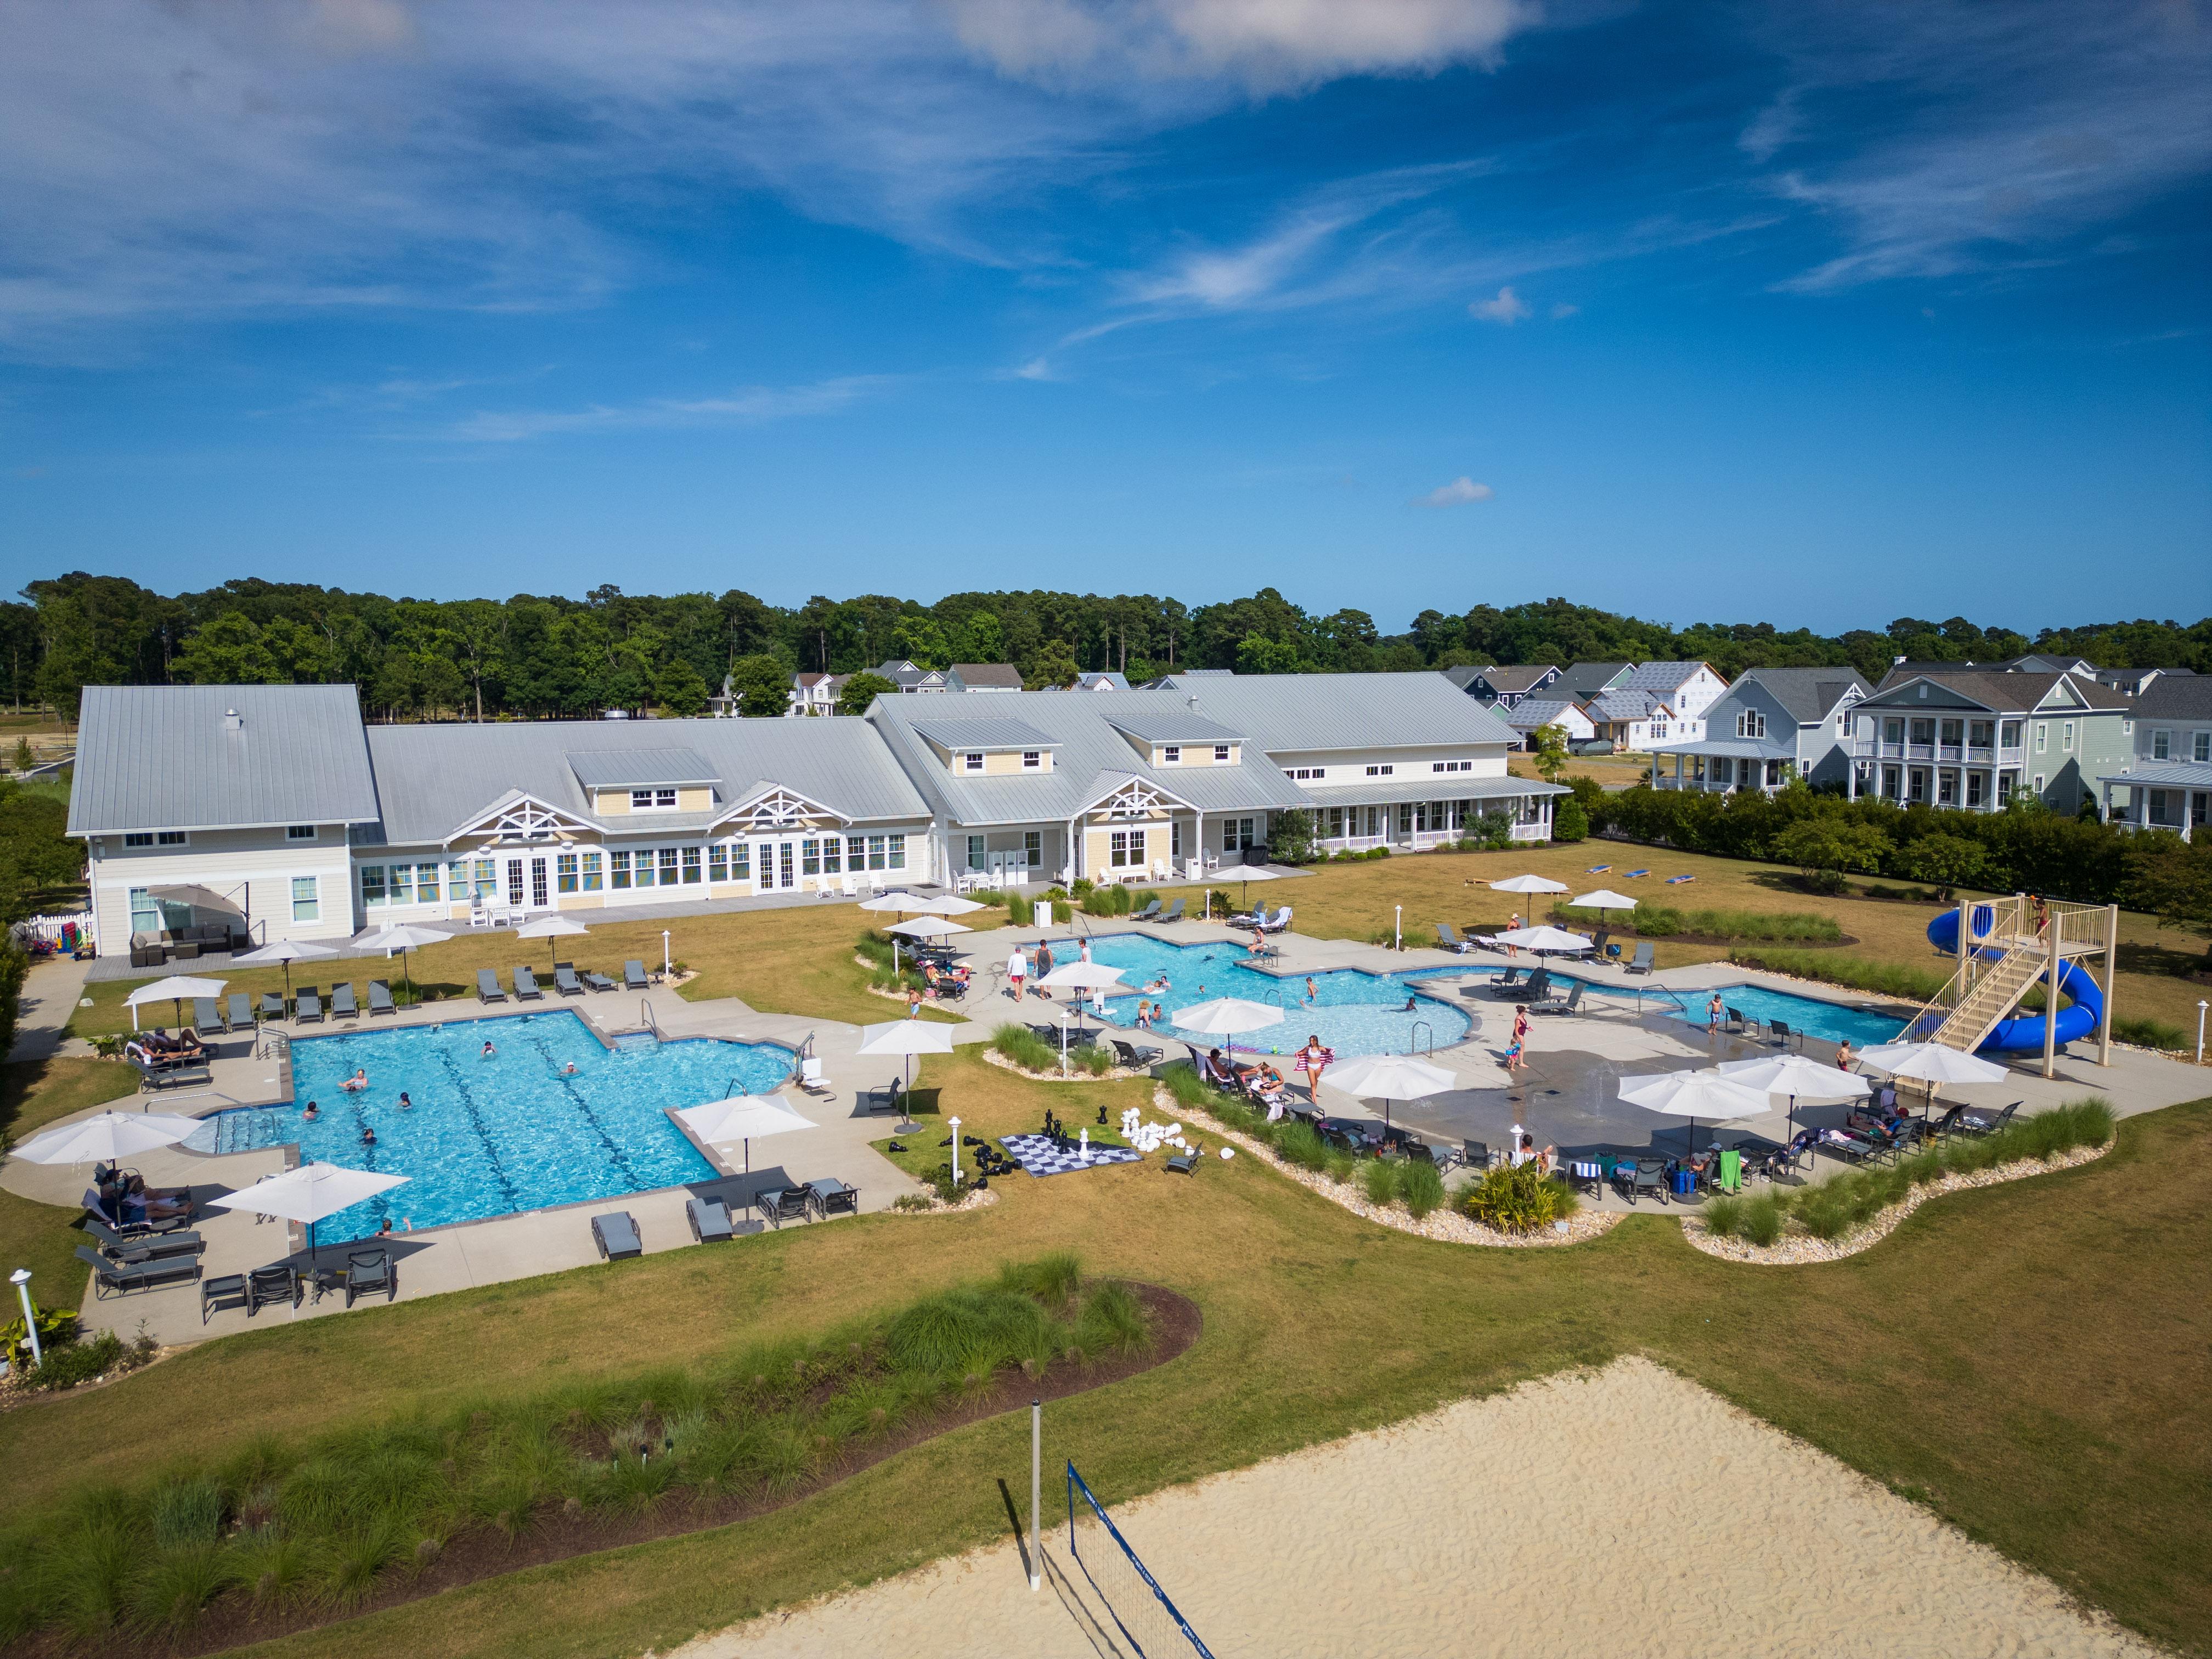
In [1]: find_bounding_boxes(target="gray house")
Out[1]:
[1448,664,1560,709]
[1847,669,2131,814]
[2097,673,2212,840]
[1645,668,1870,795]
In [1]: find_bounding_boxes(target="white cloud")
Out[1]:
[1417,476,1493,507]
[1012,356,1056,380]
[439,375,894,443]
[1468,285,1530,323]
[1549,301,1579,319]
[942,0,1537,93]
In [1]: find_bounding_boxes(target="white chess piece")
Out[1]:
[1079,1128,1091,1164]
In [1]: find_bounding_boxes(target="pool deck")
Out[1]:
[7,917,2206,1350]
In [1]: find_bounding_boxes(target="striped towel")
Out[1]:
[1291,1048,1335,1074]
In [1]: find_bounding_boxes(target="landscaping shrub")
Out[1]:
[1552,796,1589,842]
[2113,1015,2188,1051]
[1702,1194,1743,1238]
[1004,893,1033,926]
[1273,1120,1329,1172]
[1560,904,1841,942]
[990,1024,1058,1073]
[27,1330,128,1391]
[1361,1158,1399,1207]
[1399,1158,1445,1219]
[1454,1164,1570,1233]
[1739,1193,1784,1247]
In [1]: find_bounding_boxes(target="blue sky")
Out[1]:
[3,0,2208,633]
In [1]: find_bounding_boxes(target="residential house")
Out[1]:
[1499,697,1597,752]
[2095,665,2194,698]
[1070,671,1132,692]
[869,659,952,694]
[2002,652,2098,676]
[1583,688,1680,752]
[1448,664,1560,709]
[1550,662,1633,701]
[1645,668,1870,794]
[947,663,1023,693]
[1847,669,2132,814]
[2097,674,2212,840]
[782,672,848,716]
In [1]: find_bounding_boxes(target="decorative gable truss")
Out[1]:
[712,783,852,833]
[1080,774,1200,821]
[442,792,601,849]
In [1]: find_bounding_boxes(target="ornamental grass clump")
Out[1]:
[1455,1164,1572,1234]
[1362,1158,1400,1207]
[1398,1158,1446,1220]
[990,1024,1057,1073]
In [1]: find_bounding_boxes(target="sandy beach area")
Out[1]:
[672,1357,2155,1659]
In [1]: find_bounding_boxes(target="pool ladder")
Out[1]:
[1408,1020,1435,1056]
[637,1000,660,1041]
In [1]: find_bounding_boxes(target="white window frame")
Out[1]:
[630,788,680,810]
[157,831,188,847]
[1365,764,1394,777]
[286,825,317,841]
[2151,730,2172,761]
[123,832,153,848]
[1022,751,1040,770]
[1736,709,1767,740]
[1161,746,1181,765]
[291,875,320,923]
[2062,721,2074,751]
[2034,723,2048,753]
[1214,744,1231,762]
[2196,731,2211,763]
[963,752,985,773]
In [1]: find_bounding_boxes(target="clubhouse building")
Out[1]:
[67,674,1565,950]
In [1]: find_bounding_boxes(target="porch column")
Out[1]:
[1650,750,1659,788]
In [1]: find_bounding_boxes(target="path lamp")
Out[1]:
[2200,1001,2208,1064]
[662,930,672,979]
[1395,905,1401,952]
[947,1115,961,1186]
[10,1269,40,1368]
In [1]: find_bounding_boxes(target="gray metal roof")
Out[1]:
[1304,773,1566,805]
[871,688,1310,827]
[1617,661,1722,693]
[1732,667,1870,725]
[909,717,1058,751]
[1643,737,1796,760]
[1154,671,1520,752]
[1501,698,1590,730]
[563,747,720,789]
[1864,669,2131,713]
[1588,689,1671,721]
[69,684,381,836]
[1466,664,1559,696]
[1102,711,1244,743]
[358,715,930,848]
[2097,760,2212,788]
[1551,662,1632,698]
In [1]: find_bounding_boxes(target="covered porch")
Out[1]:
[1308,775,1559,853]
[2099,762,2212,842]
[1647,738,1795,795]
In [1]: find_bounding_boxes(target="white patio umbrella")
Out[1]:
[885,913,969,973]
[1037,961,1127,1054]
[1568,889,1640,911]
[1489,874,1570,894]
[676,1093,817,1224]
[15,1111,202,1166]
[1224,863,1285,917]
[122,974,228,1033]
[1493,926,1593,954]
[357,922,454,1006]
[1618,1069,1774,1154]
[1171,996,1283,1067]
[909,893,989,916]
[231,939,337,1017]
[207,1161,410,1260]
[856,1018,956,1121]
[1855,1041,2008,1115]
[857,890,927,916]
[1324,1052,1455,1134]
[1718,1052,1870,1141]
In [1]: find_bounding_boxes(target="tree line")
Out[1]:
[4,572,2206,723]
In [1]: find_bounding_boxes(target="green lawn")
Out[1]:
[0,1019,2203,1657]
[0,1060,142,1314]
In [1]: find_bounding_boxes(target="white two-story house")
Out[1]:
[1645,668,1869,794]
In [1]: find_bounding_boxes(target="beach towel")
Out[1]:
[1291,1047,1336,1074]
[1718,1149,1742,1193]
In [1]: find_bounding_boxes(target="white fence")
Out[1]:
[13,911,95,947]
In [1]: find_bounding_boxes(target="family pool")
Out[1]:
[185,1011,793,1238]
[1648,983,1906,1048]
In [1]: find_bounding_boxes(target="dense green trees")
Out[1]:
[3,569,2206,724]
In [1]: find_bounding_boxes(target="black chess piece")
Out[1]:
[1096,1105,1108,1125]
[887,1141,907,1153]
[937,1135,954,1147]
[974,1175,989,1189]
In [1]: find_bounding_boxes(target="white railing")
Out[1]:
[1319,835,1391,854]
[14,911,94,947]
[1409,828,1462,848]
[1509,823,1549,843]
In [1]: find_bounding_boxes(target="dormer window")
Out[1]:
[1735,710,1767,740]
[963,752,984,772]
[631,788,678,810]
[1022,751,1040,770]
[1162,746,1181,765]
[1215,744,1231,762]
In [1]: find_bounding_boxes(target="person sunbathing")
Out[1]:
[1235,1060,1289,1103]
[122,1175,193,1222]
[1199,1049,1238,1087]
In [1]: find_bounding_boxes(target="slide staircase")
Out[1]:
[1901,896,2110,1063]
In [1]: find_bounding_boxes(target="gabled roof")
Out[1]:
[1466,664,1558,696]
[69,683,381,837]
[1153,671,1519,751]
[2131,674,2212,721]
[1437,664,1497,691]
[947,663,1023,690]
[910,717,1058,751]
[1865,668,2130,712]
[1587,689,1674,722]
[564,748,720,790]
[1618,661,1721,693]
[1071,672,1132,691]
[1731,667,1871,725]
[2004,652,2097,674]
[1501,698,1591,731]
[1103,711,1244,744]
[1551,662,1632,698]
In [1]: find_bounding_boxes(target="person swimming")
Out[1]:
[340,1068,369,1092]
[561,1060,578,1075]
[302,1099,320,1120]
[360,1125,377,1146]
[397,1092,413,1110]
[481,1040,496,1058]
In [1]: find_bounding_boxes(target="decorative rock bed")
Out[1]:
[1153,1086,1621,1249]
[981,1047,1149,1083]
[1680,1139,2111,1266]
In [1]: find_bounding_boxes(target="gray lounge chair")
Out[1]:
[624,960,650,990]
[1112,1037,1163,1068]
[195,996,224,1035]
[554,965,585,997]
[330,983,359,1020]
[1165,1142,1202,1175]
[259,991,284,1023]
[83,1216,202,1262]
[1530,981,1586,1017]
[133,1054,210,1092]
[757,1187,813,1228]
[687,1196,737,1242]
[513,966,544,1001]
[1768,1019,1796,1049]
[809,1178,860,1219]
[295,986,323,1024]
[476,968,507,1003]
[1624,941,1655,975]
[1436,923,1474,954]
[247,1263,298,1314]
[591,1212,642,1260]
[584,969,617,992]
[367,980,396,1017]
[1157,898,1186,924]
[77,1243,200,1298]
[201,1272,249,1324]
[228,992,255,1032]
[344,1248,394,1305]
[1132,898,1162,922]
[1955,1101,2020,1139]
[861,1076,906,1114]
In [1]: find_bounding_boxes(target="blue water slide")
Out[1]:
[1926,907,2102,1053]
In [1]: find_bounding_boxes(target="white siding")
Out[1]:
[89,826,354,946]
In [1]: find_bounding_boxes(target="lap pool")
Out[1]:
[185,1011,793,1239]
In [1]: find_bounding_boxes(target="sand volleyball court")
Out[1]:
[674,1357,2155,1659]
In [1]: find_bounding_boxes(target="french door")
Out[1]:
[503,854,552,910]
[755,839,796,893]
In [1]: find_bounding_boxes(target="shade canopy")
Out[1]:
[145,883,244,915]
[1489,874,1570,894]
[676,1094,816,1145]
[123,975,228,1008]
[856,1019,957,1058]
[1324,1053,1457,1103]
[1037,962,1126,991]
[1717,1053,1871,1102]
[1228,866,1285,883]
[513,915,588,941]
[911,893,989,916]
[208,1162,409,1226]
[1568,889,1640,911]
[232,940,337,967]
[857,891,928,914]
[356,923,454,950]
[1618,1070,1774,1121]
[1493,926,1593,952]
[15,1111,202,1165]
[1170,997,1284,1036]
[1857,1042,2010,1086]
[886,916,970,940]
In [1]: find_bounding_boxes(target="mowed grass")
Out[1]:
[0,1059,142,1313]
[0,1035,2204,1657]
[1279,834,2212,1034]
[67,901,965,1041]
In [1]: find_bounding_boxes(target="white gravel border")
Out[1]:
[1681,1139,2111,1265]
[979,1047,1148,1084]
[1153,1086,1621,1249]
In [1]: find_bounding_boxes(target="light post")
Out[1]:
[1394,904,1402,952]
[947,1115,961,1187]
[10,1269,40,1369]
[2199,1001,2208,1065]
[1030,1398,1043,1592]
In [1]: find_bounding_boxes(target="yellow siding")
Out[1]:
[677,786,714,811]
[596,791,630,815]
[1152,744,1237,766]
